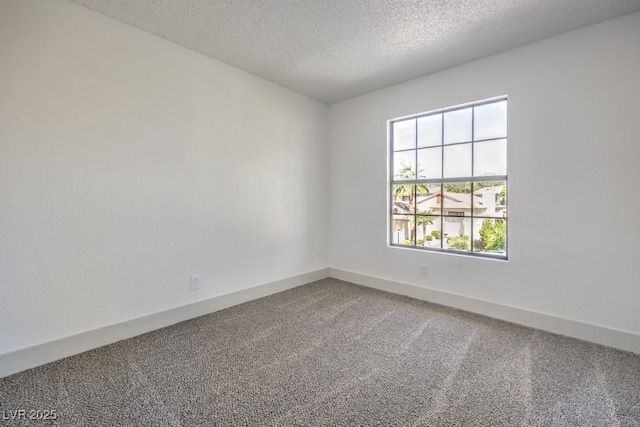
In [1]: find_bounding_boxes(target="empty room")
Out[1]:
[1,0,639,425]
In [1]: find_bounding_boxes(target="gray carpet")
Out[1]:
[1,278,639,426]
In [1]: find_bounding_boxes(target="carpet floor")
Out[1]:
[1,278,639,426]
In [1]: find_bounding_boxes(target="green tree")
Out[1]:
[443,182,472,193]
[394,163,429,243]
[416,210,435,243]
[443,180,504,194]
[498,185,507,205]
[478,219,506,251]
[394,163,428,193]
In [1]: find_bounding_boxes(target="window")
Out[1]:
[389,97,507,259]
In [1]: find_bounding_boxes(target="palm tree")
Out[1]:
[416,210,435,243]
[394,163,429,243]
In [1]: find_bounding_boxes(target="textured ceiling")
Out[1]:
[70,0,640,103]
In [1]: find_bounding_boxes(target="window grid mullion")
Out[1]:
[470,106,475,252]
[414,120,418,246]
[392,175,507,186]
[440,113,444,250]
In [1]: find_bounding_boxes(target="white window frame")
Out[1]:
[388,96,508,259]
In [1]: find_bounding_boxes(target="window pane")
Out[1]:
[416,214,437,247]
[444,108,472,144]
[442,182,473,250]
[417,147,442,179]
[442,182,472,216]
[443,143,472,178]
[415,183,430,205]
[417,114,442,147]
[473,181,507,218]
[393,150,415,180]
[393,119,416,151]
[416,183,442,216]
[391,214,416,245]
[425,216,443,248]
[474,100,507,140]
[444,223,472,251]
[392,184,415,213]
[474,139,506,176]
[472,218,507,254]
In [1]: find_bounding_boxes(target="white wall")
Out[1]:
[329,12,640,336]
[0,0,328,355]
[1,0,638,368]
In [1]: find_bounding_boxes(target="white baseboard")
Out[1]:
[0,268,330,378]
[3,266,637,378]
[329,267,640,355]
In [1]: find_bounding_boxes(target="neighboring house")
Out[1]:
[392,185,505,244]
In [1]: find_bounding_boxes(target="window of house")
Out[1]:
[389,97,507,259]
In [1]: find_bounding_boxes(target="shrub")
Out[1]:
[478,219,506,251]
[425,235,433,241]
[402,239,424,246]
[449,235,470,250]
[431,230,441,239]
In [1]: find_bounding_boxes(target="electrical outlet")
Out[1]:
[420,265,429,278]
[190,274,200,290]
